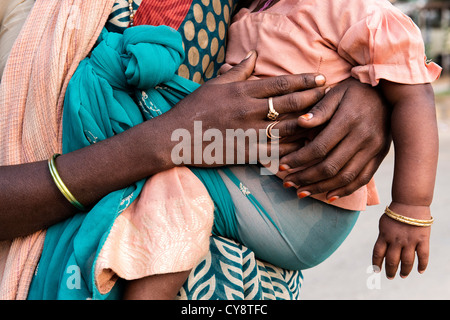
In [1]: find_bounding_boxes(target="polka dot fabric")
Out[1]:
[107,0,238,84]
[177,0,238,84]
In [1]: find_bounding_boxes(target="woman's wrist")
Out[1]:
[54,118,178,207]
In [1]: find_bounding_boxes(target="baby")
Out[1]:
[222,0,441,278]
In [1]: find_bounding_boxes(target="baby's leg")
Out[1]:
[218,165,359,270]
[123,270,191,300]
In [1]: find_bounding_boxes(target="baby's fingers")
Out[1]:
[372,237,387,274]
[384,244,401,279]
[399,247,416,278]
[417,241,430,274]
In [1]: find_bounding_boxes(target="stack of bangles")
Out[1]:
[48,153,87,211]
[384,206,434,227]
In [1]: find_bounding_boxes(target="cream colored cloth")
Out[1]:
[0,0,35,80]
[95,167,214,295]
[0,0,115,300]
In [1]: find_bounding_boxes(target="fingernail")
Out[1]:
[325,87,331,94]
[327,196,339,203]
[300,113,313,121]
[279,164,290,171]
[315,75,326,86]
[298,191,311,199]
[283,181,295,188]
[244,50,255,60]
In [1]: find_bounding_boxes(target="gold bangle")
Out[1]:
[384,206,434,227]
[48,153,86,211]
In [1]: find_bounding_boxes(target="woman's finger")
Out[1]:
[269,87,328,115]
[283,133,364,186]
[279,117,347,170]
[210,50,258,84]
[278,141,306,158]
[245,73,326,98]
[211,51,326,100]
[266,118,305,139]
[325,153,387,200]
[284,136,384,199]
[297,84,343,128]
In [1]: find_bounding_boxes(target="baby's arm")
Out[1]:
[372,81,438,279]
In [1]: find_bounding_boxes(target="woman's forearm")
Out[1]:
[0,116,177,240]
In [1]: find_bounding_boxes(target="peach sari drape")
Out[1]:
[0,0,115,299]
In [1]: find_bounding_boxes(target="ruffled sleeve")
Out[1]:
[337,2,441,86]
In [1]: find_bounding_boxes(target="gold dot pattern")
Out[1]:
[206,12,216,32]
[202,54,210,72]
[184,20,195,41]
[193,4,203,23]
[197,28,209,49]
[178,64,190,79]
[176,0,238,84]
[210,37,219,56]
[188,47,200,66]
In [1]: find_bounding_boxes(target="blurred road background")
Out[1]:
[300,0,450,300]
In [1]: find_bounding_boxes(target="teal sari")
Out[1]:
[28,23,359,300]
[27,24,265,300]
[27,26,201,299]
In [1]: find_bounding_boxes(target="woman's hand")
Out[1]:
[166,51,328,167]
[279,78,392,200]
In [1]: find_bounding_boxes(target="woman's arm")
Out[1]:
[0,53,327,240]
[0,54,394,240]
[0,115,176,240]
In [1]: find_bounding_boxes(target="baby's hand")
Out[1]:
[372,203,432,279]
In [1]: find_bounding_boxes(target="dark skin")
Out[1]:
[122,53,392,299]
[123,0,437,298]
[0,52,328,240]
[282,81,438,280]
[240,0,437,280]
[0,52,391,299]
[0,12,392,300]
[372,82,437,279]
[0,52,389,241]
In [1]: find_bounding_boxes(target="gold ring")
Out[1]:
[266,121,281,139]
[266,97,279,120]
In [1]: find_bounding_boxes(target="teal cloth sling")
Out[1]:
[27,25,251,300]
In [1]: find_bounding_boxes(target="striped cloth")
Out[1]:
[134,0,193,30]
[0,0,115,300]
